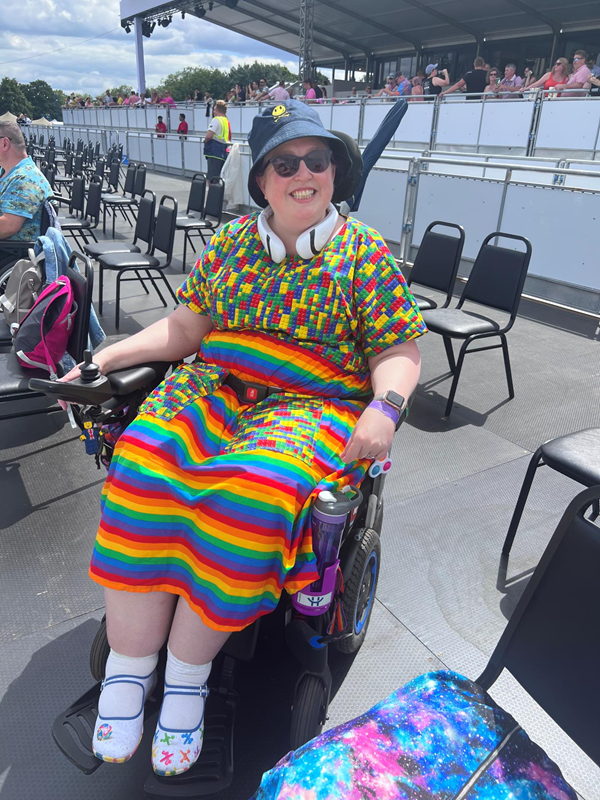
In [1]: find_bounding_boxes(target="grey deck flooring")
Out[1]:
[1,170,599,800]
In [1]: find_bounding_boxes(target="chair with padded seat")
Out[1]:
[407,221,465,311]
[502,427,600,559]
[177,177,224,271]
[84,189,155,261]
[60,177,102,249]
[101,162,136,236]
[421,232,532,418]
[0,252,93,422]
[175,172,206,271]
[97,194,179,329]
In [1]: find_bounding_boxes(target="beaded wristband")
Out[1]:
[368,399,400,426]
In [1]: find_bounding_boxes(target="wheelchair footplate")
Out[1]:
[52,676,236,797]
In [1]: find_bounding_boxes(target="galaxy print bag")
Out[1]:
[251,670,576,800]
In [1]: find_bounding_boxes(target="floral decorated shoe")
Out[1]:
[151,682,210,776]
[93,671,157,763]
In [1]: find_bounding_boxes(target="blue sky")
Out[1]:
[0,0,298,96]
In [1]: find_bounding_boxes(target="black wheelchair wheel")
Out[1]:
[89,615,110,681]
[290,674,329,750]
[335,528,381,655]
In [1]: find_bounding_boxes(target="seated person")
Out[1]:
[0,121,52,243]
[59,100,426,777]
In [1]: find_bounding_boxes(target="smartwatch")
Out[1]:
[373,390,406,412]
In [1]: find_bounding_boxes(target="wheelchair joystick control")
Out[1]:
[79,350,101,384]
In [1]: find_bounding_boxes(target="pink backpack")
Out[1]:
[13,275,77,378]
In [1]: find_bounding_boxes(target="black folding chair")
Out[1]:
[84,189,155,261]
[407,221,465,311]
[60,177,102,249]
[0,252,94,421]
[502,428,600,560]
[54,151,74,194]
[175,172,207,271]
[184,177,224,255]
[97,195,179,329]
[421,232,532,417]
[101,163,137,236]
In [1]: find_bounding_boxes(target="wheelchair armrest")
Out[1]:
[107,362,171,396]
[0,240,34,252]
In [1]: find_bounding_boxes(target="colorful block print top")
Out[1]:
[177,213,426,397]
[0,156,52,241]
[252,670,577,800]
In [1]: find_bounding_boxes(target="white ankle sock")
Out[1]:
[161,646,212,728]
[93,649,158,763]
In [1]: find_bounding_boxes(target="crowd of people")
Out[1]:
[62,51,599,114]
[375,50,599,101]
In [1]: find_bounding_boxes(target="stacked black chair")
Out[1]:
[97,195,179,329]
[421,232,531,418]
[0,253,93,421]
[502,428,600,559]
[407,221,465,311]
[175,172,207,271]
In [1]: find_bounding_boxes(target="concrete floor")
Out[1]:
[1,169,599,800]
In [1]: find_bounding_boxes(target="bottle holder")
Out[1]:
[291,560,339,616]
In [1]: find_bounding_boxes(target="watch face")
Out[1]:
[384,390,405,411]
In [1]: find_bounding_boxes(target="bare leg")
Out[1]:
[105,587,177,657]
[168,596,231,664]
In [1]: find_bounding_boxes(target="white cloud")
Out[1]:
[0,0,298,96]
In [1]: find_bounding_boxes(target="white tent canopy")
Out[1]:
[0,111,19,123]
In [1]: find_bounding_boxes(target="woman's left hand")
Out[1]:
[340,407,395,464]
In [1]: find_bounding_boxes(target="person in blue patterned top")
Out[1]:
[0,121,52,243]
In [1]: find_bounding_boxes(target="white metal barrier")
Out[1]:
[28,125,600,313]
[61,96,600,159]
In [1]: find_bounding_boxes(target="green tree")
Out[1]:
[108,84,133,100]
[23,79,57,120]
[0,77,33,117]
[54,89,68,119]
[228,61,296,90]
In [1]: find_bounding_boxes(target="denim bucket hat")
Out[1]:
[247,100,354,208]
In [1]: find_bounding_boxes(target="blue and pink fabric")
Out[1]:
[252,670,576,799]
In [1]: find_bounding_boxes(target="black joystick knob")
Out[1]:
[79,350,101,384]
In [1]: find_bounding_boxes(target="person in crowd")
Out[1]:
[303,79,317,102]
[442,56,489,100]
[150,91,160,105]
[522,65,537,89]
[155,115,167,137]
[494,63,522,97]
[320,84,328,99]
[177,113,189,138]
[266,80,290,103]
[103,90,112,107]
[203,98,231,180]
[525,57,569,95]
[346,86,359,103]
[16,114,26,126]
[162,94,176,107]
[484,67,500,94]
[377,74,395,96]
[589,71,600,95]
[561,50,592,96]
[587,56,600,77]
[85,97,94,108]
[234,83,246,102]
[422,64,450,99]
[364,85,373,98]
[258,77,268,96]
[204,91,214,119]
[378,71,412,97]
[483,62,491,71]
[58,98,424,778]
[409,76,424,101]
[246,81,260,100]
[117,95,124,105]
[125,90,140,106]
[0,121,52,245]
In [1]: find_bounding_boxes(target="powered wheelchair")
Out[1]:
[29,351,409,798]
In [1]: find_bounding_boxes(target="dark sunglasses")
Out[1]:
[264,149,332,178]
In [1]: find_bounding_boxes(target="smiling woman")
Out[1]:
[57,98,426,778]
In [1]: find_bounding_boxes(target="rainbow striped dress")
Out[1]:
[89,214,426,631]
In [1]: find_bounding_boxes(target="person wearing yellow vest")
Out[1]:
[203,99,231,181]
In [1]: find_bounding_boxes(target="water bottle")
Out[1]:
[311,487,362,582]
